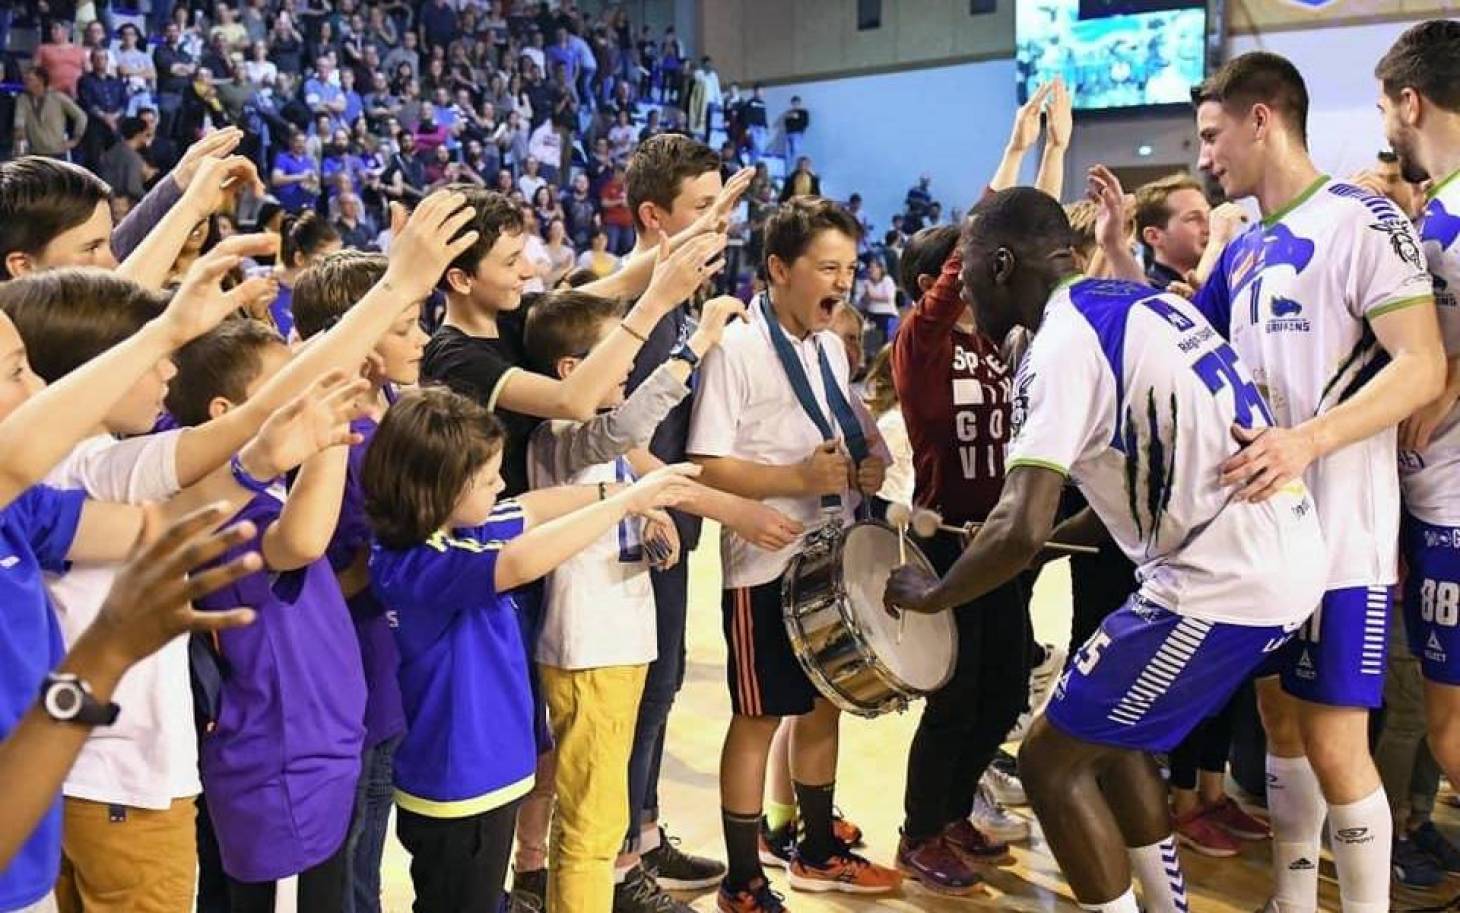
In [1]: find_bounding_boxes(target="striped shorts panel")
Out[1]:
[1046,595,1299,753]
[721,580,820,718]
[1280,584,1393,708]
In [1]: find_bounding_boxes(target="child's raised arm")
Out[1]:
[0,236,273,511]
[170,193,480,486]
[496,463,700,592]
[262,444,351,572]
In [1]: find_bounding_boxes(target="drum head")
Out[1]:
[840,523,956,692]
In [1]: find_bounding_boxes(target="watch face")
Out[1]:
[53,688,80,714]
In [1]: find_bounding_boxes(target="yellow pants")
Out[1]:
[540,663,648,913]
[56,796,196,913]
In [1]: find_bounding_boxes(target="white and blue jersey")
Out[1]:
[1401,169,1460,684]
[1011,278,1326,750]
[1194,176,1434,707]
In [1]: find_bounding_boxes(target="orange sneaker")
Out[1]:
[716,877,788,912]
[787,849,902,895]
[832,809,864,848]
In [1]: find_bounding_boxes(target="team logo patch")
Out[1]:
[1334,827,1373,845]
[1427,631,1447,664]
[1287,857,1315,871]
[1295,649,1317,680]
[1369,217,1426,269]
[1266,296,1310,334]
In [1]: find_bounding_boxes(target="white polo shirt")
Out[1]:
[45,431,200,810]
[688,296,884,589]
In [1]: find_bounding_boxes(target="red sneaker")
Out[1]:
[896,832,982,896]
[943,819,1014,867]
[1204,797,1270,841]
[1174,806,1241,857]
[788,848,902,895]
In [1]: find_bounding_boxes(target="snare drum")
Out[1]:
[782,520,957,717]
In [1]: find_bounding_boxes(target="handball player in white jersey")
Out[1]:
[1377,15,1460,870]
[884,186,1325,913]
[1141,51,1441,913]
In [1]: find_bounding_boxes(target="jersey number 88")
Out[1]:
[1420,578,1460,627]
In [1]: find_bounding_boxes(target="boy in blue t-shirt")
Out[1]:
[364,386,701,913]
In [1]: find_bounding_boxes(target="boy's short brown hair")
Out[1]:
[763,196,863,271]
[0,158,113,280]
[363,385,506,549]
[166,318,285,427]
[625,134,720,232]
[292,249,389,339]
[0,268,165,381]
[444,185,526,280]
[522,290,624,374]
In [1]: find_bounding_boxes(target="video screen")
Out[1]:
[1016,0,1208,111]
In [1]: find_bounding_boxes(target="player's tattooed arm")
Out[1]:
[883,464,1063,614]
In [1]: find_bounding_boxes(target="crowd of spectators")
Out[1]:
[5,1,851,297]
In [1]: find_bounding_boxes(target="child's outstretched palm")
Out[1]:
[385,193,481,301]
[163,234,280,345]
[623,462,702,515]
[244,372,370,480]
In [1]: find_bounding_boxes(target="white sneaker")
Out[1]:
[973,782,1031,843]
[1006,642,1067,741]
[981,765,1027,807]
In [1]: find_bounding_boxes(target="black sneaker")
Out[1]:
[1394,836,1446,888]
[612,864,696,913]
[1413,821,1460,874]
[642,826,727,890]
[758,817,795,869]
[509,867,547,912]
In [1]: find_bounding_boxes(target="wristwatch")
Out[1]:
[40,673,120,727]
[668,340,701,371]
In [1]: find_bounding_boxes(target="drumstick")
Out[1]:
[910,508,1101,555]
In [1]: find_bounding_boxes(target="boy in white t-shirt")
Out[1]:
[522,291,785,912]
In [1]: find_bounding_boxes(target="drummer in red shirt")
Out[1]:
[889,224,1034,893]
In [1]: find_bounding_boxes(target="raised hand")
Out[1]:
[689,295,748,352]
[643,232,727,314]
[1087,165,1131,253]
[237,371,370,480]
[162,233,280,346]
[79,503,264,671]
[385,190,480,301]
[1045,78,1073,150]
[1206,202,1250,250]
[1009,81,1054,153]
[180,154,264,217]
[171,128,263,194]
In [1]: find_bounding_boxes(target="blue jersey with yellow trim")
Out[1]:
[370,500,535,817]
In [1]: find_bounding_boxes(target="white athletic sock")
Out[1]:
[639,824,661,854]
[1328,787,1392,913]
[613,861,635,884]
[1266,754,1325,913]
[1128,837,1190,913]
[1080,887,1141,913]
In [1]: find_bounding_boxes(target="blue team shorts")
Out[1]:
[1278,584,1391,708]
[1403,515,1460,686]
[1045,595,1299,753]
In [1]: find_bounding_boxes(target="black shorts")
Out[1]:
[723,579,820,717]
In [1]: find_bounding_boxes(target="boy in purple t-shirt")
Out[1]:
[292,249,429,913]
[167,319,367,911]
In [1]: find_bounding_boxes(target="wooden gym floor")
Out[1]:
[370,524,1460,912]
